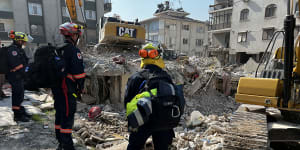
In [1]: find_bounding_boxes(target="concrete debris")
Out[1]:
[39,102,54,111]
[173,111,230,150]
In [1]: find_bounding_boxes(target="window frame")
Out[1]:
[262,28,275,40]
[240,9,249,21]
[30,24,44,36]
[183,38,188,45]
[265,4,277,18]
[196,39,203,47]
[85,10,96,20]
[237,32,247,43]
[182,24,190,31]
[197,26,204,33]
[28,3,43,16]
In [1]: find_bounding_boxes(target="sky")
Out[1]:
[106,0,214,22]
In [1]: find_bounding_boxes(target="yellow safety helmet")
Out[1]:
[140,43,165,69]
[9,30,33,42]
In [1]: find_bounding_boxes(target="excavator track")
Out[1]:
[223,110,269,150]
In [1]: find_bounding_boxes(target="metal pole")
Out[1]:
[283,0,295,107]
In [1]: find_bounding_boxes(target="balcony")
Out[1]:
[104,0,112,13]
[209,22,231,31]
[209,0,233,12]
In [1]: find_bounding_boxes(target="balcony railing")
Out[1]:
[104,0,112,13]
[209,0,233,11]
[209,22,231,31]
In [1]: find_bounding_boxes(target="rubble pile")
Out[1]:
[83,51,139,76]
[172,111,230,150]
[74,105,129,149]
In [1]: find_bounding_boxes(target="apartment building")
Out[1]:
[141,2,208,56]
[230,0,287,64]
[208,0,232,64]
[209,0,300,64]
[0,0,112,47]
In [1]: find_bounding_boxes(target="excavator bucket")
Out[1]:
[99,18,146,45]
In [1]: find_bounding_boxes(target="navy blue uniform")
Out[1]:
[52,40,85,150]
[6,43,28,112]
[124,65,175,150]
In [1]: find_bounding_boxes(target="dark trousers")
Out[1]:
[7,77,24,110]
[52,78,77,150]
[127,126,175,150]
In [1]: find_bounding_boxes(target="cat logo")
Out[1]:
[117,27,137,38]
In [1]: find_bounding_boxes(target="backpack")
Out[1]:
[24,45,66,90]
[0,46,9,74]
[139,69,185,131]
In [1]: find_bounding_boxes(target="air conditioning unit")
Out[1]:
[296,11,300,18]
[243,0,250,2]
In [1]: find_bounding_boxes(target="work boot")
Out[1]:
[13,110,29,122]
[20,106,32,118]
[14,113,30,122]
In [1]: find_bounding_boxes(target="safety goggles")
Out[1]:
[139,49,159,59]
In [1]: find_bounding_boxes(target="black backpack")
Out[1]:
[24,45,66,90]
[0,46,9,74]
[139,69,185,131]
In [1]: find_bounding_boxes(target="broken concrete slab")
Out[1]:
[0,105,16,127]
[40,102,54,111]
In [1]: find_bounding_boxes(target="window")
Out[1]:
[150,35,158,42]
[262,28,275,40]
[169,24,176,30]
[182,24,189,31]
[240,9,249,21]
[85,10,96,20]
[28,3,43,16]
[169,37,175,48]
[30,25,44,36]
[238,32,247,42]
[86,0,95,2]
[149,21,159,32]
[104,0,111,3]
[196,39,203,46]
[0,23,4,32]
[62,7,69,17]
[183,38,188,45]
[197,26,204,33]
[265,4,277,18]
[295,26,300,37]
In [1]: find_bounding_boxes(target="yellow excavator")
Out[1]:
[223,0,300,149]
[65,0,145,51]
[236,0,300,120]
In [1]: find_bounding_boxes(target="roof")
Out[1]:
[140,15,206,24]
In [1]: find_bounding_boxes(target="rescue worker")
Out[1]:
[124,43,175,150]
[6,31,32,122]
[52,22,86,150]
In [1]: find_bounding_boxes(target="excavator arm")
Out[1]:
[65,0,86,27]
